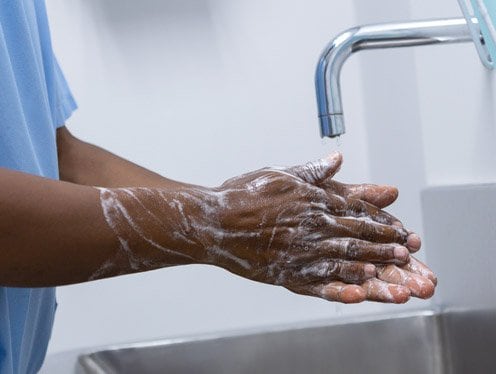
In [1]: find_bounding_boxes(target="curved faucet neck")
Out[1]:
[315,18,473,138]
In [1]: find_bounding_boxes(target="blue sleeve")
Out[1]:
[50,56,77,128]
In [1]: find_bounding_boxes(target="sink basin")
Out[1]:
[77,309,496,374]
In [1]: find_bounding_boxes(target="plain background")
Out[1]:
[43,0,496,354]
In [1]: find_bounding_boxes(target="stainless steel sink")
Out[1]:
[77,308,496,374]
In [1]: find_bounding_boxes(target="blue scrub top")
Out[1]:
[0,1,77,372]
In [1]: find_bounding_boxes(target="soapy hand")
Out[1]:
[316,170,437,303]
[95,152,435,304]
[208,152,436,303]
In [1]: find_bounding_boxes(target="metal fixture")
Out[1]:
[315,18,475,138]
[458,0,496,69]
[77,309,496,373]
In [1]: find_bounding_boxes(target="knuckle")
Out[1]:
[327,261,340,278]
[338,262,361,283]
[376,212,392,225]
[395,227,408,242]
[353,199,367,212]
[331,195,347,214]
[344,240,360,259]
[357,220,373,240]
[305,212,330,230]
[349,198,368,214]
[306,188,327,203]
[382,245,395,259]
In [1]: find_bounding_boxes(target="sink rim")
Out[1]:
[79,308,437,357]
[78,307,496,374]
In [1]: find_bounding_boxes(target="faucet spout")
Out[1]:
[315,18,473,138]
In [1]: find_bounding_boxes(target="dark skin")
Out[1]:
[0,126,435,304]
[210,156,435,302]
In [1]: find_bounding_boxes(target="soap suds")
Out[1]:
[92,155,417,299]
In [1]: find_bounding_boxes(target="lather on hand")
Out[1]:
[210,151,435,303]
[298,154,437,303]
[99,152,436,304]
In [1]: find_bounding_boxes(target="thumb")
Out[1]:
[289,152,343,184]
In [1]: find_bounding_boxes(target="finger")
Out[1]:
[402,257,437,286]
[292,260,376,285]
[316,282,367,303]
[322,180,399,209]
[306,239,410,265]
[362,278,411,304]
[337,197,403,226]
[406,233,421,252]
[332,216,409,245]
[289,152,343,184]
[344,184,399,209]
[343,198,422,253]
[287,282,367,304]
[377,265,435,299]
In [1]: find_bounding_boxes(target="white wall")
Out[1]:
[353,0,496,186]
[45,0,435,355]
[410,1,496,186]
[352,0,426,250]
[352,0,496,310]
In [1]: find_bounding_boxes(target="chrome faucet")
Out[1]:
[315,18,474,138]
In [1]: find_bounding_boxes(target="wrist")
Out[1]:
[96,185,215,273]
[170,185,226,265]
[188,185,258,275]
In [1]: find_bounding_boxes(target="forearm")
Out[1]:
[0,168,208,287]
[57,126,183,188]
[1,140,435,303]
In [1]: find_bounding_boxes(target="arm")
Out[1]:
[57,126,182,188]
[0,127,434,304]
[56,126,436,302]
[0,167,200,287]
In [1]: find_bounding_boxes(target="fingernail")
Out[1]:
[326,151,342,163]
[393,246,409,262]
[364,264,376,278]
[407,234,421,251]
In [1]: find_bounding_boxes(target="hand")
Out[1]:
[90,151,435,303]
[306,166,437,304]
[205,152,426,302]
